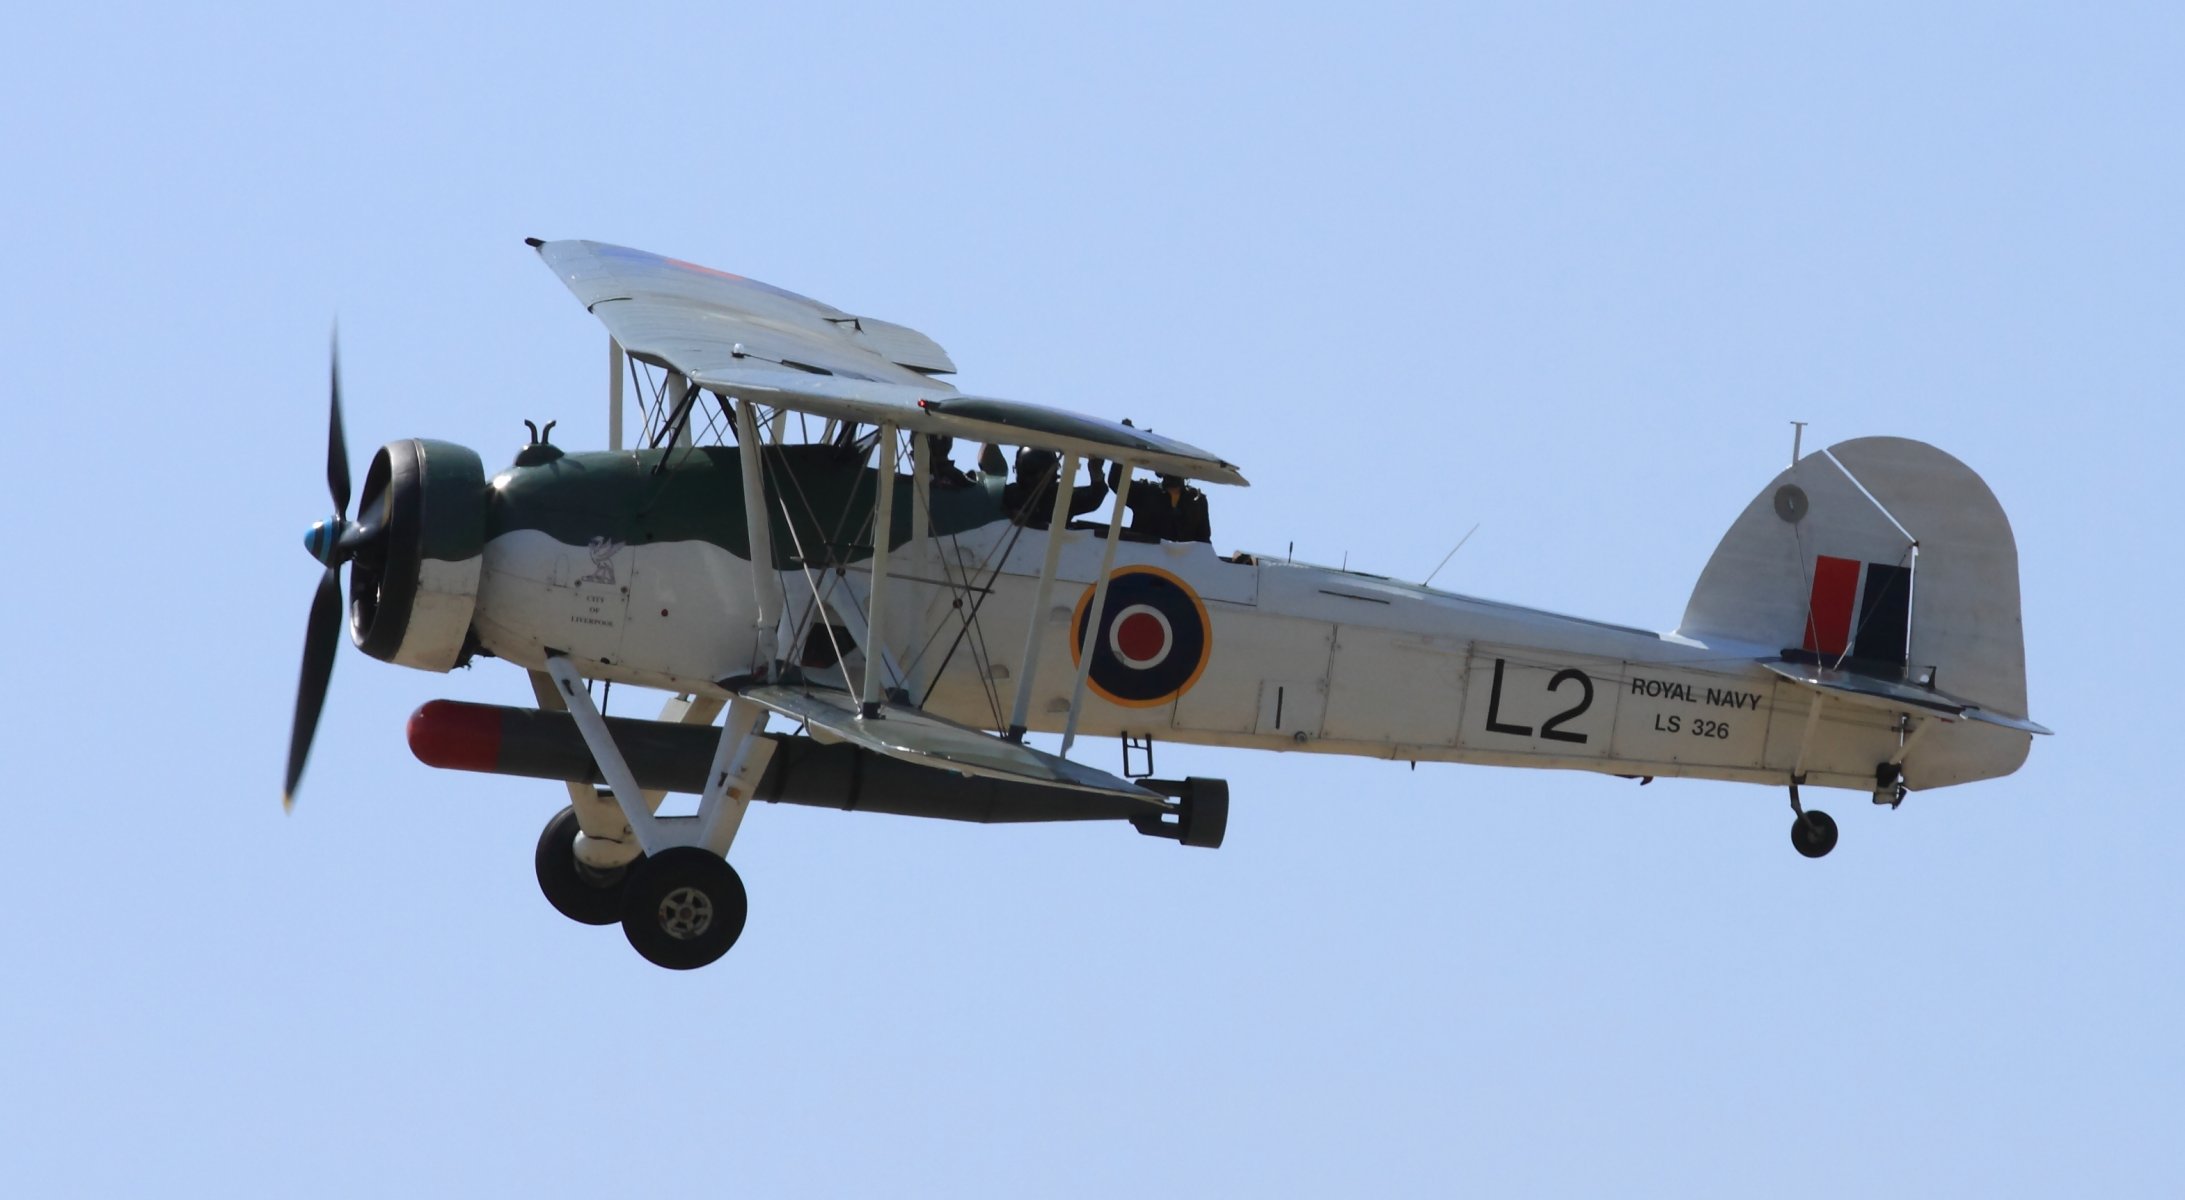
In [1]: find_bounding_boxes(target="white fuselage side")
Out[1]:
[469,521,2025,797]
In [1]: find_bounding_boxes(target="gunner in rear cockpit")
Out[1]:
[1003,448,1108,522]
[1107,465,1212,543]
[928,434,973,489]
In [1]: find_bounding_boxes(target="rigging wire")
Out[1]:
[764,467,858,695]
[910,467,1069,725]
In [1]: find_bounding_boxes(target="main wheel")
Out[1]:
[621,847,749,970]
[1791,809,1839,859]
[535,805,638,926]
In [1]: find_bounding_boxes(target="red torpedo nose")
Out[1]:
[407,700,506,773]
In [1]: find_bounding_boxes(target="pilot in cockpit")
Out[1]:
[1003,448,1109,522]
[927,434,974,489]
[1106,464,1212,543]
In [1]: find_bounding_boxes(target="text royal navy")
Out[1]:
[1629,676,1763,711]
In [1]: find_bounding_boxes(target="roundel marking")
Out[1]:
[1070,566,1212,708]
[1109,604,1173,668]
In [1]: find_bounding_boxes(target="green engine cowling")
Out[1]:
[350,438,487,671]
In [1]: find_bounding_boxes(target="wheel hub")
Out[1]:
[657,886,715,939]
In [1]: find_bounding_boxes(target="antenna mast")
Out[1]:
[1423,522,1481,589]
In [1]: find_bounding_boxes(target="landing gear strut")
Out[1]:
[1787,777,1838,859]
[540,657,772,969]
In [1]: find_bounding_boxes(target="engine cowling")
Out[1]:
[350,438,487,670]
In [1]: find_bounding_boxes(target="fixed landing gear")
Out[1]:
[535,657,769,969]
[536,806,749,969]
[620,847,749,970]
[1791,809,1839,858]
[535,805,638,926]
[1787,777,1838,859]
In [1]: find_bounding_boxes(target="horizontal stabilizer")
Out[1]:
[1761,660,2052,736]
[739,684,1161,801]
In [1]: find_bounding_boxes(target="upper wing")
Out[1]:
[533,238,957,387]
[531,238,1247,486]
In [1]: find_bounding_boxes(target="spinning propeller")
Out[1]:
[286,339,385,808]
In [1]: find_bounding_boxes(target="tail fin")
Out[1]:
[1680,437,2033,726]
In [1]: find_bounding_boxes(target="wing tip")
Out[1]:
[524,236,545,250]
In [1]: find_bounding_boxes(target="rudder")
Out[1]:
[1680,437,2033,731]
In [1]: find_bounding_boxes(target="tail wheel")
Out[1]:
[1791,810,1839,859]
[621,847,749,970]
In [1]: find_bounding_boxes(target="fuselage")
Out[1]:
[452,445,2020,796]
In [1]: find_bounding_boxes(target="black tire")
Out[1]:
[621,847,748,970]
[534,805,637,926]
[1791,809,1839,859]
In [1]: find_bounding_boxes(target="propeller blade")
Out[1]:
[284,565,344,809]
[328,333,351,517]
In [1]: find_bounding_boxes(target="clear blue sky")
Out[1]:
[4,3,2177,1195]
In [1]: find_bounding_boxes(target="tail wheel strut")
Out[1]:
[1787,776,1838,859]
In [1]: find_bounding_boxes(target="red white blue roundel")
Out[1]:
[1071,567,1212,708]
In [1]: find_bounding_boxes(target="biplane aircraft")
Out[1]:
[288,239,2049,969]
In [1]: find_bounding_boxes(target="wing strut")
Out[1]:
[606,337,625,452]
[734,397,785,659]
[1061,471,1135,755]
[905,433,935,700]
[909,433,932,558]
[859,423,902,718]
[1005,453,1080,741]
[671,374,693,448]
